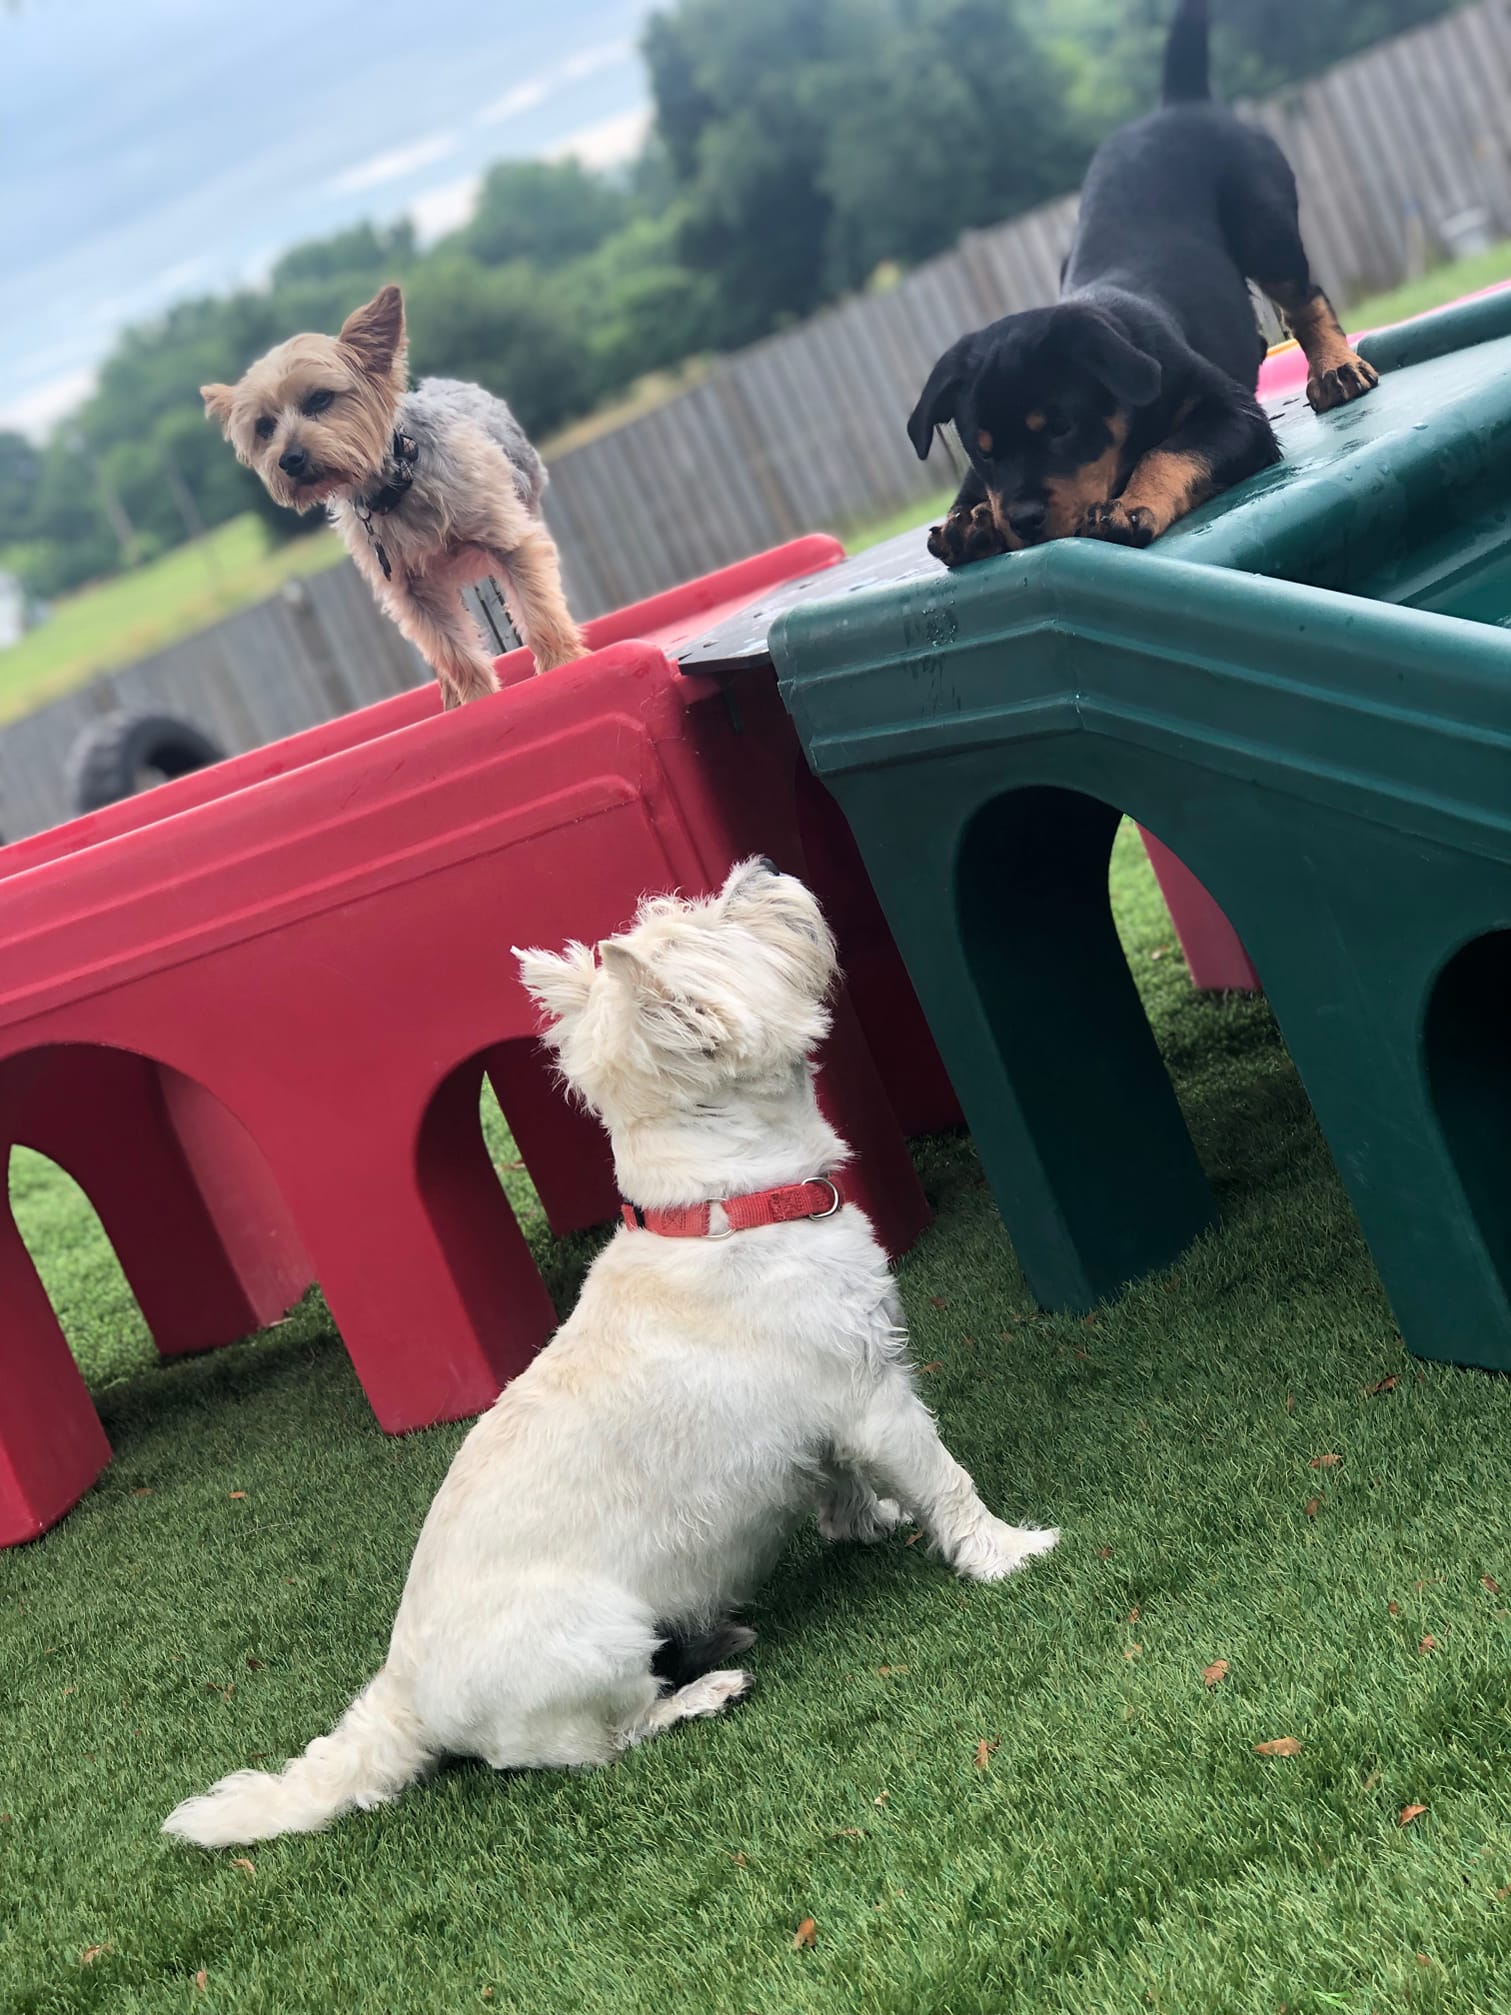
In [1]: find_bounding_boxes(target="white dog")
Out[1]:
[163,859,1056,1849]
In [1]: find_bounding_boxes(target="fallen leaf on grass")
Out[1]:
[246,1656,264,1671]
[1303,1497,1323,1519]
[730,1852,746,1867]
[929,1296,949,1310]
[1388,1602,1400,1616]
[232,1857,255,1880]
[1497,1884,1511,1902]
[1285,1394,1296,1415]
[132,1487,154,1498]
[873,1791,889,1807]
[904,1530,924,1547]
[80,1945,111,1966]
[1366,1374,1400,1397]
[1202,1660,1230,1687]
[974,1739,999,1771]
[1399,1803,1428,1826]
[228,1491,247,1501]
[1095,1546,1114,1561]
[1483,1576,1501,1595]
[792,1917,818,1950]
[1124,1643,1143,1662]
[1255,1737,1303,1757]
[1310,1453,1342,1469]
[832,1828,866,1840]
[1419,1635,1438,1654]
[194,1970,208,1993]
[876,1665,909,1677]
[916,1361,944,1375]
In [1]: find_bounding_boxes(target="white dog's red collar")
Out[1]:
[621,1174,849,1238]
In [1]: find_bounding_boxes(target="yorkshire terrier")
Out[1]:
[201,284,587,706]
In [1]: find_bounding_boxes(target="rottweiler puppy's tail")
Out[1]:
[1162,0,1210,103]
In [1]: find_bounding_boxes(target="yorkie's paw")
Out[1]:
[928,502,1008,568]
[1306,353,1379,414]
[1078,499,1158,549]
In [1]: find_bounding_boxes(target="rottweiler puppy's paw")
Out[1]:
[928,502,1009,568]
[1077,500,1158,548]
[1306,354,1379,413]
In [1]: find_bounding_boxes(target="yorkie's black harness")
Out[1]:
[353,430,418,581]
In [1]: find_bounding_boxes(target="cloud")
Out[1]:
[474,37,633,129]
[0,364,100,440]
[329,133,460,197]
[544,104,652,171]
[409,172,485,245]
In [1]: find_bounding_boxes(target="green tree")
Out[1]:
[643,0,1082,342]
[0,432,40,547]
[457,159,635,270]
[555,210,722,399]
[271,220,416,289]
[819,0,1086,291]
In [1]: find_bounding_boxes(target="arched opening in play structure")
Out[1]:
[952,787,1341,1286]
[457,1040,618,1313]
[7,1145,155,1388]
[1,1044,315,1381]
[1425,928,1511,1299]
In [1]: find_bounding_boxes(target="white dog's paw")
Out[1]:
[951,1518,1059,1583]
[677,1669,754,1717]
[819,1489,905,1545]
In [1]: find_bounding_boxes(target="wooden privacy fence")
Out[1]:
[3,0,1509,841]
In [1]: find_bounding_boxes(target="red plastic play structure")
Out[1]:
[0,538,963,1545]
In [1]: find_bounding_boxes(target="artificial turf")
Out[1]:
[4,827,1510,2015]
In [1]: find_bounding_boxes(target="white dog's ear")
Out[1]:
[719,856,781,908]
[600,939,733,1054]
[514,942,595,1028]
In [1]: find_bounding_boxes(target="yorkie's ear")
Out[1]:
[200,383,235,432]
[338,284,407,380]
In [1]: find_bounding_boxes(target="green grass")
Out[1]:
[5,829,1511,2014]
[0,515,345,724]
[1345,241,1511,338]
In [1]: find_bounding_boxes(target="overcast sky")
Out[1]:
[0,0,658,439]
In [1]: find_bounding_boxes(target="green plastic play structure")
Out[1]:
[771,289,1511,1374]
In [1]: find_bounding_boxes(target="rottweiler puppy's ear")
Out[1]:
[1060,310,1163,408]
[907,338,972,459]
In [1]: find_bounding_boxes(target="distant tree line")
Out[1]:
[0,0,1460,602]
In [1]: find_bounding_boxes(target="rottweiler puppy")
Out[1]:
[908,0,1378,564]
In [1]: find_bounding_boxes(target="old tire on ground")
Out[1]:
[68,710,225,814]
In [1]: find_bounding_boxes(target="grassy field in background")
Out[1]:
[0,515,344,724]
[2,241,1508,726]
[5,828,1511,2013]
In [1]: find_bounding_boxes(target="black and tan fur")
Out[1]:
[908,0,1378,564]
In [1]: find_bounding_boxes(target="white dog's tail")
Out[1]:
[162,1666,431,1849]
